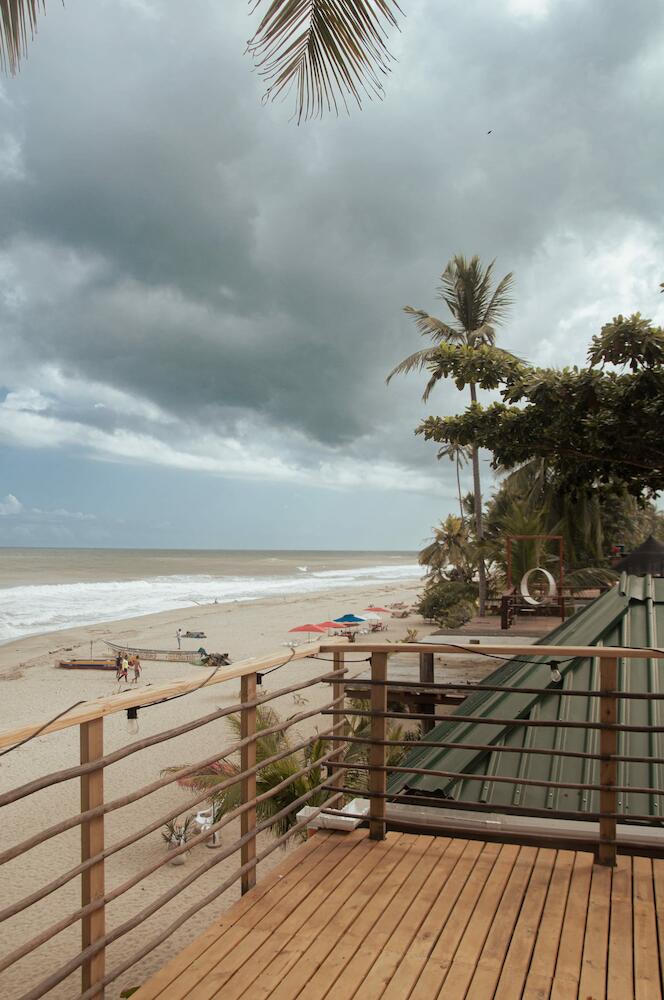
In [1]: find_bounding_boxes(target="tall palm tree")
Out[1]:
[388,255,514,614]
[0,1,403,123]
[437,442,471,522]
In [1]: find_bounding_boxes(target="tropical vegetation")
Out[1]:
[165,703,415,839]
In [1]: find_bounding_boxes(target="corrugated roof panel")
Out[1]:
[390,575,664,823]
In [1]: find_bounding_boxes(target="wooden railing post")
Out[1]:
[598,655,617,866]
[329,650,346,792]
[80,718,105,996]
[369,651,388,840]
[240,672,257,894]
[419,651,435,734]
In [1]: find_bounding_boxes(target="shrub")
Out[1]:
[417,581,477,627]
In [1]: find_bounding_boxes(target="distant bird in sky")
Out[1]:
[487,130,492,134]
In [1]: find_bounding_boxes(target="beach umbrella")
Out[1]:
[289,623,327,640]
[334,614,366,624]
[361,612,381,621]
[363,606,389,613]
[317,621,342,630]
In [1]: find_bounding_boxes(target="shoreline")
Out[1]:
[0,578,424,998]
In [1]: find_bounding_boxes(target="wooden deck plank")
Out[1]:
[379,839,485,1000]
[439,843,528,998]
[634,856,662,1000]
[652,859,664,995]
[147,831,366,1000]
[297,835,449,1000]
[314,834,444,1000]
[407,841,504,1000]
[522,850,575,1000]
[578,863,611,1000]
[489,849,557,1000]
[607,855,634,1000]
[198,832,389,1000]
[237,832,421,1000]
[549,851,594,1000]
[354,838,469,1000]
[131,831,335,1000]
[133,833,664,1000]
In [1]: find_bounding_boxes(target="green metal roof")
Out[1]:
[390,574,664,821]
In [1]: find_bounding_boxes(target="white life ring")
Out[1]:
[519,567,558,607]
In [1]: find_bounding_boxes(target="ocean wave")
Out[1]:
[0,563,422,643]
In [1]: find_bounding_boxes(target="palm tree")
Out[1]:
[388,255,514,615]
[165,704,412,838]
[0,1,402,123]
[437,442,471,522]
[419,514,475,585]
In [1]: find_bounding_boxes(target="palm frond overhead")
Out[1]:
[247,0,403,123]
[0,0,43,73]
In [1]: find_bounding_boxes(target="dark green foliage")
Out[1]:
[418,314,664,499]
[417,581,477,627]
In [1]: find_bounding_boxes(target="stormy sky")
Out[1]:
[0,0,663,550]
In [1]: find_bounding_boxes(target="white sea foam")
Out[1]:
[0,563,422,643]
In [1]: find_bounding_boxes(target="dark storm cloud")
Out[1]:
[1,0,663,478]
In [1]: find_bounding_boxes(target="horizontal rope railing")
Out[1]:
[320,785,664,826]
[323,733,664,767]
[0,714,345,928]
[0,709,338,923]
[322,708,664,732]
[1,688,346,866]
[21,776,343,1000]
[0,667,345,810]
[77,791,344,1000]
[0,739,343,978]
[331,760,664,797]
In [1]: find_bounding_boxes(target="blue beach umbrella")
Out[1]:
[334,614,366,624]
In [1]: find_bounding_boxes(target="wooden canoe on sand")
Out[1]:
[58,659,117,671]
[104,640,204,663]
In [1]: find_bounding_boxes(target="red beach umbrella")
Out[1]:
[288,623,327,640]
[363,606,389,613]
[317,621,342,629]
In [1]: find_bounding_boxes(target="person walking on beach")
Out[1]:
[115,652,123,681]
[119,655,129,684]
[133,655,142,684]
[176,628,182,649]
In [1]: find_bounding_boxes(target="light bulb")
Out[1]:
[550,663,563,685]
[126,707,140,736]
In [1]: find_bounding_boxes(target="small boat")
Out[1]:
[104,640,205,663]
[58,658,117,671]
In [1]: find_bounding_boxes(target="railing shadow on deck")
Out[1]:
[1,639,664,998]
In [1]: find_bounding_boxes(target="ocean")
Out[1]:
[0,548,421,643]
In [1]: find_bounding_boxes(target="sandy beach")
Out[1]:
[0,578,427,998]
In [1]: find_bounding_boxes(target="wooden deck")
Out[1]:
[134,829,664,999]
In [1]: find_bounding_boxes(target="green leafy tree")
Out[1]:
[0,1,402,123]
[387,255,515,615]
[418,313,664,499]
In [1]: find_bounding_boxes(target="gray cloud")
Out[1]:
[1,0,663,499]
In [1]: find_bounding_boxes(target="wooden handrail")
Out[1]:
[320,642,664,657]
[0,640,334,750]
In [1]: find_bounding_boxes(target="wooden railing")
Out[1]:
[2,640,664,998]
[317,642,664,869]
